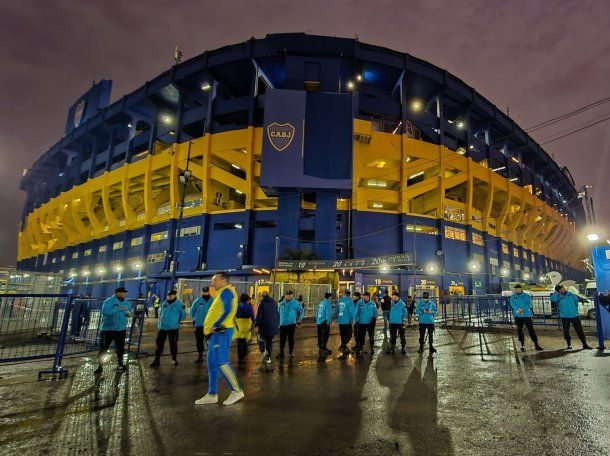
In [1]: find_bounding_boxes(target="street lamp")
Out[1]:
[587,232,600,242]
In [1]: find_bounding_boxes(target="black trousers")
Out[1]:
[279,324,296,353]
[338,324,353,348]
[515,317,538,345]
[155,329,179,360]
[356,322,376,350]
[194,326,205,354]
[390,323,406,348]
[259,335,274,356]
[237,339,248,360]
[561,317,586,345]
[98,330,126,366]
[317,322,330,349]
[418,324,434,347]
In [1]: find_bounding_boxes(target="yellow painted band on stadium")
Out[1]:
[18,120,580,268]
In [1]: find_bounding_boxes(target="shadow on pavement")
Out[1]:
[388,355,455,455]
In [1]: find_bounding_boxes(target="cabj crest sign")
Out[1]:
[267,122,295,151]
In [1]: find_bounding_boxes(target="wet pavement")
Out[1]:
[0,324,608,455]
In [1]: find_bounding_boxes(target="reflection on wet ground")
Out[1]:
[0,327,608,455]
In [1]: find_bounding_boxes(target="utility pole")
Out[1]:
[271,236,280,299]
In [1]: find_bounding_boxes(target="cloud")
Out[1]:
[0,0,608,264]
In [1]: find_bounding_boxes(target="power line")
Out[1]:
[525,97,610,132]
[540,116,610,145]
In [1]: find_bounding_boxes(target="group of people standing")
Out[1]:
[508,283,592,350]
[92,275,595,407]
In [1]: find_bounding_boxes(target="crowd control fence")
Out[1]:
[434,295,597,330]
[0,293,149,379]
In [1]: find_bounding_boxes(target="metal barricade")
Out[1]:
[256,282,332,318]
[437,295,597,330]
[0,293,71,362]
[0,293,149,379]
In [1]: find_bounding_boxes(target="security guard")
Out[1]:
[277,291,303,359]
[551,285,592,349]
[509,284,544,352]
[150,289,186,367]
[95,287,131,374]
[332,290,356,357]
[416,292,438,354]
[316,292,333,356]
[355,292,378,357]
[195,272,244,406]
[190,287,214,363]
[387,291,407,355]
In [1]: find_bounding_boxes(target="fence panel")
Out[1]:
[437,295,597,330]
[0,293,148,379]
[0,294,70,362]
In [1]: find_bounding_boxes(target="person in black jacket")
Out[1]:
[381,291,392,334]
[406,296,415,326]
[254,292,279,364]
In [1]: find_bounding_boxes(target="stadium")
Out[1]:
[17,33,586,299]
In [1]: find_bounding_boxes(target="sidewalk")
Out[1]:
[0,327,608,455]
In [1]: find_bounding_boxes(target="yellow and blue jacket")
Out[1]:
[204,285,237,336]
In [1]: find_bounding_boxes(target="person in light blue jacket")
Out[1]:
[416,292,438,355]
[551,285,591,349]
[277,291,303,358]
[387,291,408,354]
[150,289,186,367]
[95,287,132,374]
[190,287,214,363]
[316,293,333,355]
[355,292,378,357]
[332,290,356,356]
[509,284,543,352]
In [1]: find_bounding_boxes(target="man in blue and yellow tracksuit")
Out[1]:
[332,290,356,356]
[416,292,438,355]
[509,284,543,352]
[316,292,333,355]
[190,287,214,363]
[551,285,592,349]
[387,291,407,355]
[195,272,244,406]
[95,287,132,374]
[355,292,378,357]
[277,290,303,359]
[150,289,186,367]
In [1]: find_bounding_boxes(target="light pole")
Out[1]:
[171,140,193,290]
[271,236,280,299]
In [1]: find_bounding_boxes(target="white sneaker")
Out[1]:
[261,350,268,363]
[223,390,244,406]
[195,393,218,405]
[265,356,272,364]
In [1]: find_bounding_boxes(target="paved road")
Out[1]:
[0,326,608,455]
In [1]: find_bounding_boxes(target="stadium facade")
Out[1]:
[17,33,586,298]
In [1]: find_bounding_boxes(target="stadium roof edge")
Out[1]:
[22,32,575,195]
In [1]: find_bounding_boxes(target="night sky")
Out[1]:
[0,0,608,265]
